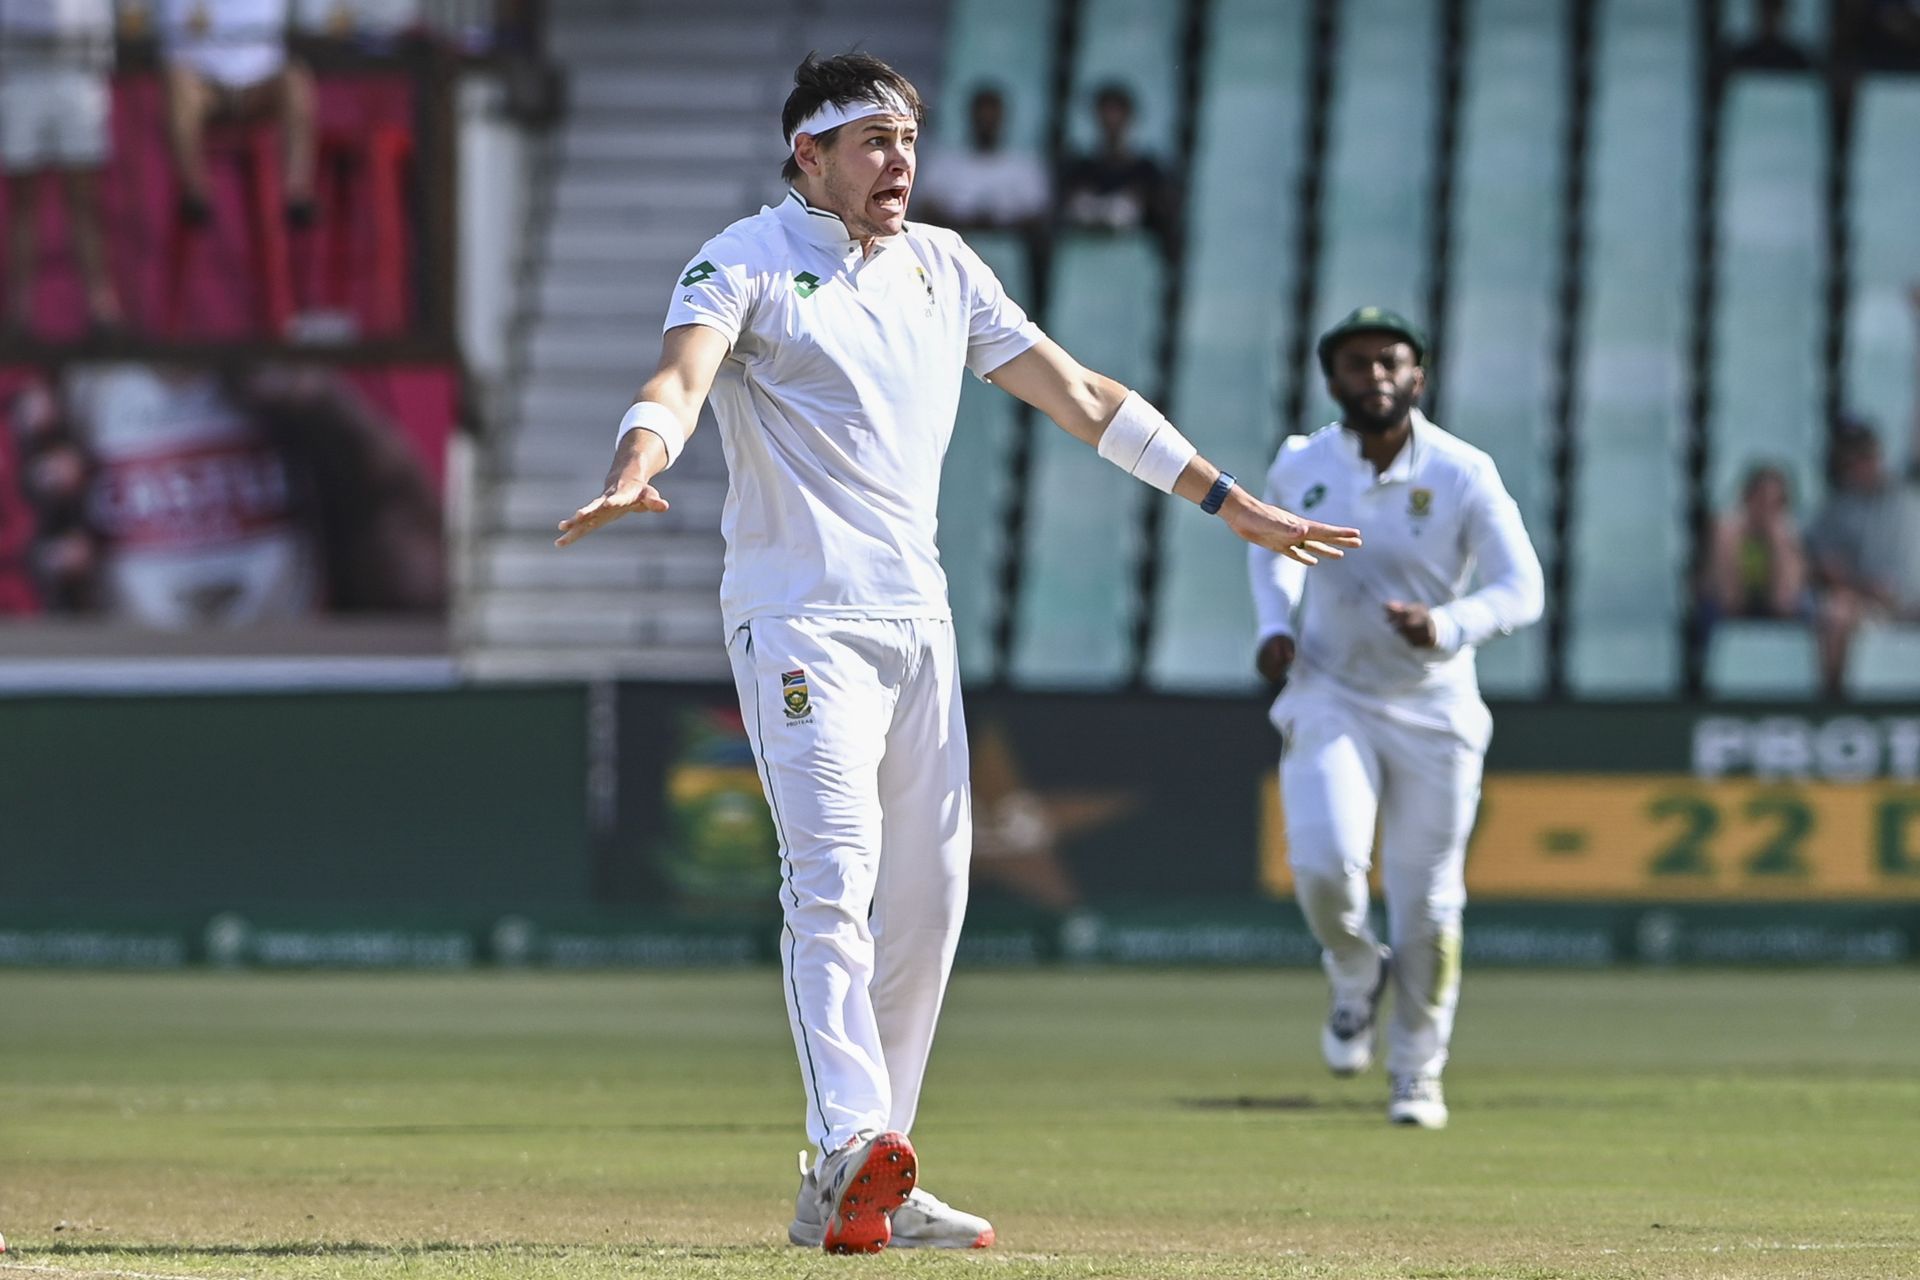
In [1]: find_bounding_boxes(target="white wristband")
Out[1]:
[618,401,687,468]
[1095,391,1197,493]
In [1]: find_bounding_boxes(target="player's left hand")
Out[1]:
[1384,600,1437,647]
[1223,497,1362,566]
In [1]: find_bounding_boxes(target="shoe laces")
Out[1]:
[1392,1075,1442,1104]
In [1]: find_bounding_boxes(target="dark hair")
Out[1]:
[1092,82,1136,113]
[1740,462,1792,506]
[780,51,925,183]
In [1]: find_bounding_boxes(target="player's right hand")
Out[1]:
[1224,497,1362,565]
[1256,634,1295,684]
[554,480,669,547]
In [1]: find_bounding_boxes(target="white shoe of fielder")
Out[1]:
[1322,945,1391,1077]
[1387,1073,1449,1129]
[790,1148,993,1250]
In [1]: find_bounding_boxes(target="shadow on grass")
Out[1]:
[1177,1095,1376,1112]
[21,1243,780,1260]
[223,1122,789,1138]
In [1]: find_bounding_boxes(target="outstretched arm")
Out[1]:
[555,323,730,547]
[984,338,1361,565]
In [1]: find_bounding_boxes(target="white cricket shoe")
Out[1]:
[1322,945,1391,1076]
[790,1149,993,1250]
[792,1132,917,1253]
[1388,1073,1449,1129]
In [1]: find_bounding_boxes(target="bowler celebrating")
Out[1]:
[1250,309,1542,1129]
[557,53,1361,1253]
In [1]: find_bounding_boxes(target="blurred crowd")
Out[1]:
[913,80,1177,246]
[1699,289,1920,695]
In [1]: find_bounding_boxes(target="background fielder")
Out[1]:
[1250,308,1543,1130]
[556,54,1360,1253]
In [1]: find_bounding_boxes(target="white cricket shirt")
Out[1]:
[664,190,1042,630]
[1248,411,1544,727]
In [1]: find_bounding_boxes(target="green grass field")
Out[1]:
[1,969,1915,1279]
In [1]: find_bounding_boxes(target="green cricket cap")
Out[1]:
[1316,306,1429,374]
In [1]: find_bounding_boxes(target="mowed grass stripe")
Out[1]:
[1,970,1916,1278]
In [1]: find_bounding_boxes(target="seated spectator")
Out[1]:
[913,86,1050,233]
[0,0,124,336]
[1811,420,1920,695]
[159,0,317,227]
[1058,83,1175,242]
[1729,0,1814,70]
[1702,462,1811,625]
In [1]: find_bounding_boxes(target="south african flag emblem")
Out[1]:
[781,670,812,719]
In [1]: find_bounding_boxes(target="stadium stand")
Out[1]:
[939,232,1031,683]
[470,0,945,679]
[935,0,1057,155]
[1302,0,1441,433]
[1145,0,1311,691]
[1709,76,1826,508]
[443,0,1920,702]
[1566,0,1698,696]
[1845,77,1920,481]
[1438,0,1568,698]
[1008,232,1165,687]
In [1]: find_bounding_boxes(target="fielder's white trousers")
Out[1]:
[727,615,971,1155]
[1270,674,1490,1079]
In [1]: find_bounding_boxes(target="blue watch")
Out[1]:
[1201,471,1237,515]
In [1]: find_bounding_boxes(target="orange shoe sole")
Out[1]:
[820,1131,917,1254]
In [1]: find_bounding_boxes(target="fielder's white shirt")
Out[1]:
[665,190,1043,630]
[1249,411,1544,728]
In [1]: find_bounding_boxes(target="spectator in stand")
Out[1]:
[159,0,317,227]
[1058,82,1175,243]
[1702,462,1812,627]
[912,86,1050,233]
[0,0,125,337]
[1811,419,1920,695]
[1729,0,1814,70]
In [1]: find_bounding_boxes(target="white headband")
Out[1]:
[785,88,916,147]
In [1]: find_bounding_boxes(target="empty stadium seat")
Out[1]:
[1566,0,1698,698]
[1705,620,1821,698]
[1710,78,1826,505]
[1306,0,1441,431]
[1147,0,1312,690]
[1844,78,1920,480]
[1009,233,1165,687]
[1844,623,1920,699]
[1436,0,1572,698]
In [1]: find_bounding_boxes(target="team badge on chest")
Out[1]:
[781,669,814,720]
[1409,487,1433,517]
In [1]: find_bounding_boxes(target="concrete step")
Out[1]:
[483,535,724,591]
[474,588,725,649]
[494,475,728,533]
[466,645,732,683]
[561,123,772,166]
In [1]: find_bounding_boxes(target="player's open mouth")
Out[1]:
[873,186,909,214]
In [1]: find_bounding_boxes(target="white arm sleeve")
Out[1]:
[1430,457,1546,655]
[1248,451,1307,641]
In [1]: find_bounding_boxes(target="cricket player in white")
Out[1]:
[556,54,1361,1253]
[1250,308,1543,1130]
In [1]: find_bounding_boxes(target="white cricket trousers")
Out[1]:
[727,615,971,1155]
[1271,674,1490,1079]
